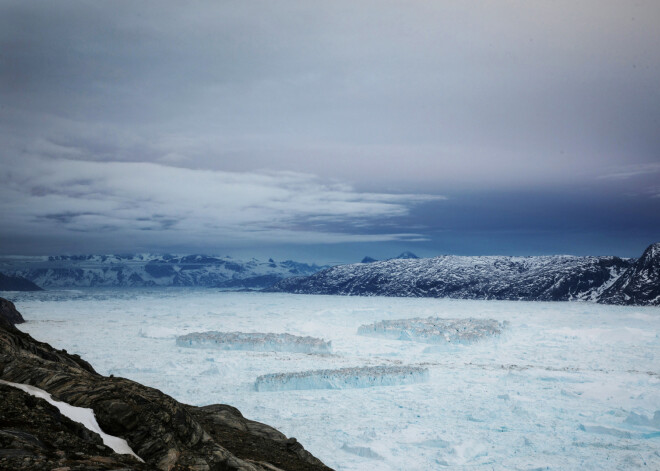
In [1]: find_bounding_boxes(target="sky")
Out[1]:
[1,0,659,263]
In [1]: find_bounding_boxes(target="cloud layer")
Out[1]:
[1,1,659,257]
[0,156,440,253]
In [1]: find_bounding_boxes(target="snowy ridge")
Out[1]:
[176,331,332,353]
[358,317,506,344]
[270,253,637,302]
[254,366,429,391]
[0,253,326,288]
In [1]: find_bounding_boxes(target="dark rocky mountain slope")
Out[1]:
[0,272,42,291]
[0,298,332,471]
[269,243,660,306]
[598,242,660,306]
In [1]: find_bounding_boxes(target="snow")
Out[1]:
[357,317,506,344]
[255,366,429,391]
[177,331,332,353]
[0,379,142,461]
[8,288,660,470]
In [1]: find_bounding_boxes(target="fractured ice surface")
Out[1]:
[11,289,660,471]
[255,365,429,391]
[358,316,506,344]
[176,331,332,353]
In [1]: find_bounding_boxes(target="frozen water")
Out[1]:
[255,366,429,391]
[357,316,506,344]
[176,331,332,353]
[6,288,660,470]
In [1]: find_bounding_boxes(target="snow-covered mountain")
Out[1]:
[0,254,327,289]
[269,254,632,302]
[598,242,660,306]
[268,244,660,305]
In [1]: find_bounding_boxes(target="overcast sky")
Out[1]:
[1,0,659,262]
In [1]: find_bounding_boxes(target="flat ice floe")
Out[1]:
[175,331,332,353]
[255,365,429,391]
[357,316,506,344]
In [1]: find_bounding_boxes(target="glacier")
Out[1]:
[6,288,660,471]
[357,317,506,344]
[255,366,429,391]
[0,253,327,288]
[176,331,332,353]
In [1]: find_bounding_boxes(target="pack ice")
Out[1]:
[176,331,332,353]
[255,365,429,391]
[357,317,506,344]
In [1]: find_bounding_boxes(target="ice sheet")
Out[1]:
[8,288,660,471]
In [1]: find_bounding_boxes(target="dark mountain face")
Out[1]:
[0,273,42,292]
[0,298,25,326]
[598,243,660,306]
[269,243,660,306]
[0,298,332,471]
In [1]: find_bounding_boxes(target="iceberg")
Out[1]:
[255,365,429,391]
[176,331,332,353]
[357,317,506,344]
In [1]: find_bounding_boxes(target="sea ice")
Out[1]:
[176,331,332,353]
[254,365,429,391]
[10,288,660,471]
[357,316,506,344]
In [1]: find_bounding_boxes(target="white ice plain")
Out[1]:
[10,289,660,470]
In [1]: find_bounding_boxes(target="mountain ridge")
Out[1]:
[0,254,327,289]
[267,243,660,306]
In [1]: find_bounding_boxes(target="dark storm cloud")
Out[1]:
[1,0,659,257]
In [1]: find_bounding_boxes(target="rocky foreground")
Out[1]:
[0,298,332,471]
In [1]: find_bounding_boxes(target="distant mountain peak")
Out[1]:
[361,256,378,264]
[393,251,419,260]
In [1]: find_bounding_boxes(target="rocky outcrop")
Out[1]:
[0,298,25,326]
[0,298,332,471]
[0,382,152,470]
[599,242,660,306]
[0,273,42,291]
